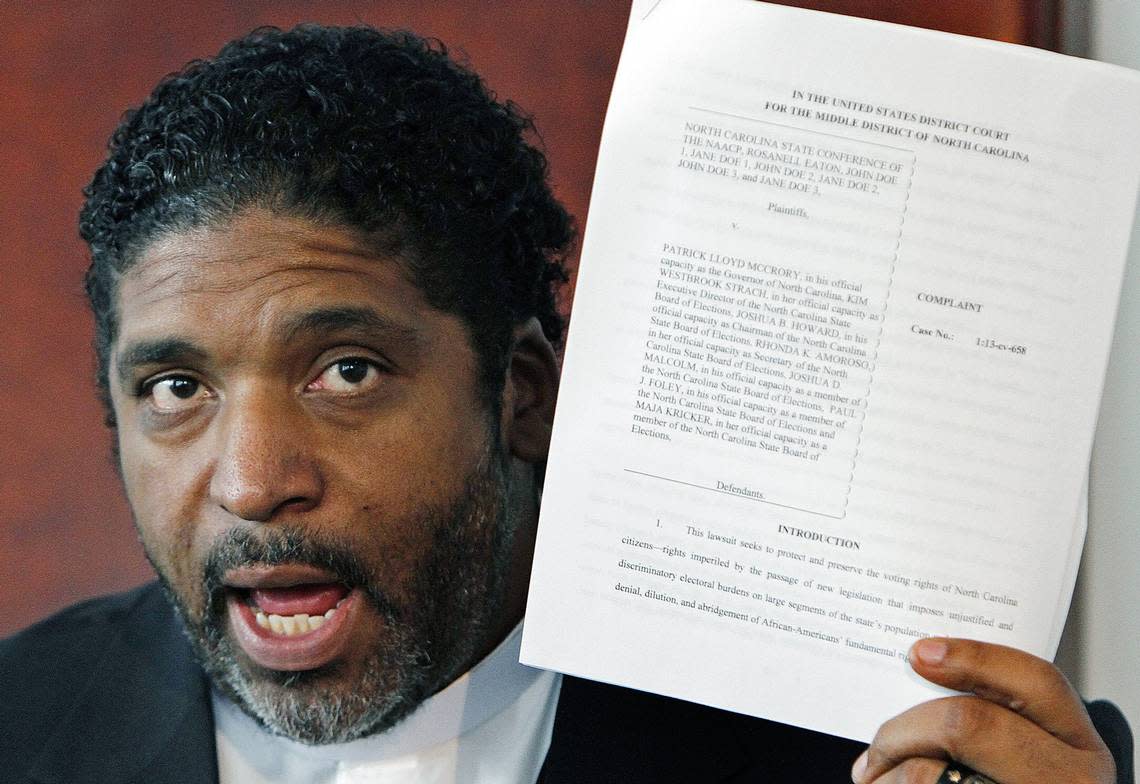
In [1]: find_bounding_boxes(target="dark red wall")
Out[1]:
[0,1,1057,636]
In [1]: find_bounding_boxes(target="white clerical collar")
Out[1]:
[213,621,562,783]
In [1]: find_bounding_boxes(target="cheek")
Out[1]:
[118,434,211,595]
[349,395,491,499]
[332,415,492,579]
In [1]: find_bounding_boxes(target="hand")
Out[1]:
[850,638,1116,784]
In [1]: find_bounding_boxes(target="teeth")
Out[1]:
[256,609,335,636]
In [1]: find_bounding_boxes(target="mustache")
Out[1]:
[201,527,404,624]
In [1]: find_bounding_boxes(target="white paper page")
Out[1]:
[522,0,1140,742]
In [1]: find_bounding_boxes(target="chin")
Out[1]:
[213,635,434,744]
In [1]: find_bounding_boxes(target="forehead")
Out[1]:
[113,210,460,356]
[121,211,404,314]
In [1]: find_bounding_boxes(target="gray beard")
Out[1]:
[151,448,514,745]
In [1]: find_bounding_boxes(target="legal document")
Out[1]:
[521,0,1140,741]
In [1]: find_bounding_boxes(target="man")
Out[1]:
[0,24,1131,784]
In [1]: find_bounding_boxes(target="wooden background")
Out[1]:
[0,1,1059,636]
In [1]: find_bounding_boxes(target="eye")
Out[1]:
[307,358,383,393]
[144,375,210,411]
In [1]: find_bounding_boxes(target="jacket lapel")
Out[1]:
[28,584,218,784]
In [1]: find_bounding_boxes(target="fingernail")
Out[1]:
[851,750,868,783]
[911,638,948,665]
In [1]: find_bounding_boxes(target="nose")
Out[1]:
[208,390,323,522]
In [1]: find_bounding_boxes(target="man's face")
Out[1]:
[109,209,520,743]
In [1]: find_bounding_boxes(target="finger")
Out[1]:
[908,638,1100,749]
[861,756,944,784]
[854,695,1113,784]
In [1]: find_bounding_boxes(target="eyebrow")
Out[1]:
[114,338,209,390]
[279,307,426,349]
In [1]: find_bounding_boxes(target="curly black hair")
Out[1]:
[80,24,572,423]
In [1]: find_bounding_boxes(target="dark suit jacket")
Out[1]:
[1,583,1132,783]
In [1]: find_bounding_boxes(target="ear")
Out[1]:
[500,317,561,464]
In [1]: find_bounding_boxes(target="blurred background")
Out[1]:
[1,0,1135,757]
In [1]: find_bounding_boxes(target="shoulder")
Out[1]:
[0,584,170,770]
[0,582,163,686]
[543,675,861,783]
[2,582,159,649]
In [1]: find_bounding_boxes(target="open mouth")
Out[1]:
[222,565,366,672]
[242,582,350,636]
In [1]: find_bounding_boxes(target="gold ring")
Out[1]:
[937,762,998,784]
